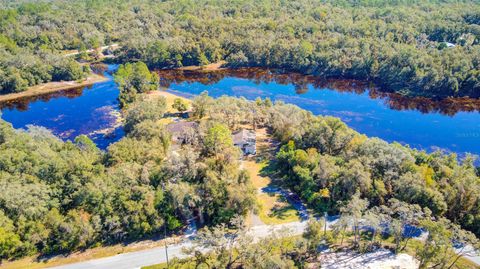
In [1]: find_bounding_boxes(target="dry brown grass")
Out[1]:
[146,90,191,113]
[242,127,300,225]
[177,61,227,71]
[243,160,270,189]
[1,237,182,269]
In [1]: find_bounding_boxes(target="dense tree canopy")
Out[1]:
[191,94,480,239]
[1,0,480,97]
[0,95,255,261]
[114,61,160,108]
[0,89,479,263]
[269,104,480,237]
[1,0,480,265]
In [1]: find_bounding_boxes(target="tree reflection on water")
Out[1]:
[156,67,480,116]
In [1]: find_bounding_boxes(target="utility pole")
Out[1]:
[164,221,169,267]
[162,182,169,268]
[323,212,328,236]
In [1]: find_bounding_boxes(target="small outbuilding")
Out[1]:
[232,129,256,155]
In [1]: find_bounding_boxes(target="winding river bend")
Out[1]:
[1,65,480,159]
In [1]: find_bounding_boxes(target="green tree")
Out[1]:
[124,96,167,133]
[339,192,368,248]
[0,212,22,262]
[303,218,325,254]
[192,91,213,119]
[417,218,454,269]
[226,51,249,68]
[0,227,22,262]
[52,59,85,81]
[172,98,188,113]
[185,216,251,269]
[114,62,160,108]
[203,123,233,156]
[383,199,426,253]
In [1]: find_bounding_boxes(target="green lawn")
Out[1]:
[257,193,300,225]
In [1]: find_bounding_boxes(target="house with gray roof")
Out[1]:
[167,121,199,145]
[232,129,256,155]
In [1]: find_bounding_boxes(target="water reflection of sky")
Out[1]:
[167,77,480,157]
[0,65,123,150]
[1,66,480,159]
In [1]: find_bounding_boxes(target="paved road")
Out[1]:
[47,177,479,269]
[48,221,308,269]
[48,219,479,269]
[455,245,480,265]
[50,242,192,269]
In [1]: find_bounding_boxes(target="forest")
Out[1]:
[0,92,257,261]
[179,91,480,237]
[1,74,479,263]
[0,0,480,97]
[1,0,480,266]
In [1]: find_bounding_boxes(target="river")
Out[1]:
[1,65,479,159]
[159,68,480,159]
[0,64,123,149]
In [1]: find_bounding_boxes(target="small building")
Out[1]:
[166,121,199,144]
[232,129,256,155]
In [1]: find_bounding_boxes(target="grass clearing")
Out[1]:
[255,127,277,160]
[243,157,301,226]
[146,90,191,113]
[243,160,270,189]
[257,193,300,225]
[242,127,301,225]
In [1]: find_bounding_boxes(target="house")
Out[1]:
[232,129,256,155]
[166,121,199,144]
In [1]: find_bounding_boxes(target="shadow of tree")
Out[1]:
[268,195,300,220]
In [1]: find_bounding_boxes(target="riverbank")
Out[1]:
[145,90,192,113]
[176,61,227,71]
[0,74,108,103]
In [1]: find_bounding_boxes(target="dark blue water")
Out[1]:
[0,65,123,149]
[1,66,480,158]
[166,76,480,157]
